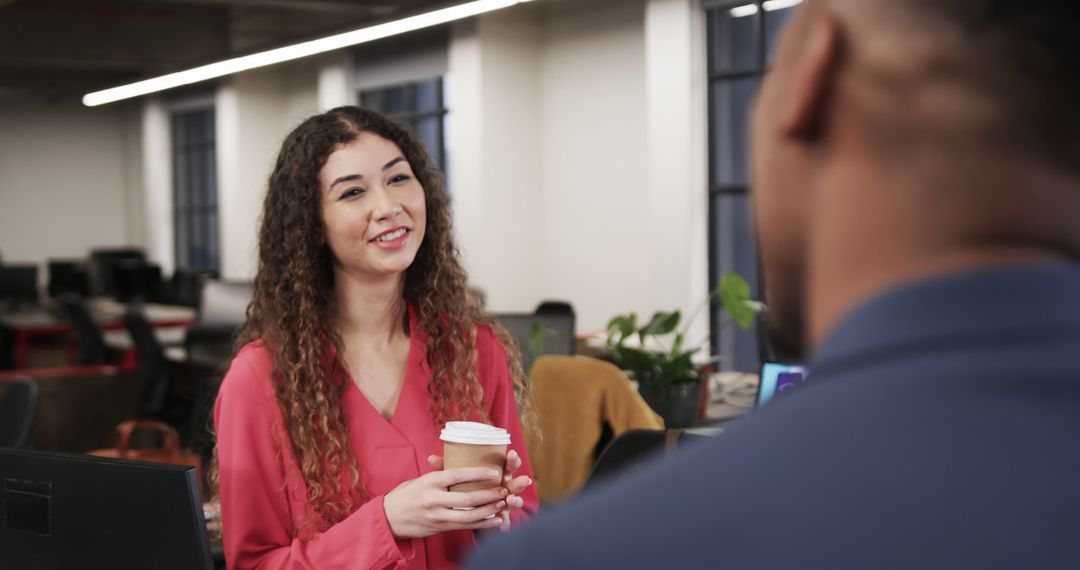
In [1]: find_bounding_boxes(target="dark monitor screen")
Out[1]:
[0,448,213,570]
[0,265,39,303]
[113,260,162,303]
[494,312,576,371]
[47,260,89,298]
[88,248,145,297]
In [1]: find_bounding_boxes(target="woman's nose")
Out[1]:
[371,186,402,221]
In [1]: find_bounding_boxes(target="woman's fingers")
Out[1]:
[502,450,522,479]
[439,500,506,526]
[427,455,444,470]
[504,494,525,510]
[505,474,532,495]
[429,467,501,489]
[441,486,508,509]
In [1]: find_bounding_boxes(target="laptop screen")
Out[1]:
[757,362,809,407]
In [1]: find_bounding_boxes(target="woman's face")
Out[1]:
[318,131,427,282]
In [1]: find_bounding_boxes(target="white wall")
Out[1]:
[0,101,142,273]
[449,6,544,313]
[447,0,708,338]
[535,0,651,333]
[216,61,320,280]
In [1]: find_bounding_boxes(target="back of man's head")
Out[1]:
[751,0,1080,356]
[847,0,1080,171]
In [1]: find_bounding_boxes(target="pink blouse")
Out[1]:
[213,307,539,569]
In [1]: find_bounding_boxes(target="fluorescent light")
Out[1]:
[728,0,803,18]
[728,4,759,17]
[83,0,533,107]
[764,0,803,11]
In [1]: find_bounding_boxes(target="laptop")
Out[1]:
[0,448,213,570]
[756,362,810,407]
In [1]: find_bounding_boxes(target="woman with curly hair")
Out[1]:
[213,106,538,569]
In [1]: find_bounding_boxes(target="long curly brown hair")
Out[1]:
[225,106,532,538]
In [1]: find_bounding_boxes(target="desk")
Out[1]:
[0,299,195,369]
[702,371,757,424]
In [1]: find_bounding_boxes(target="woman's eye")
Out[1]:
[389,174,411,184]
[338,187,363,200]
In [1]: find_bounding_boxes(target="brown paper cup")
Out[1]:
[443,441,507,492]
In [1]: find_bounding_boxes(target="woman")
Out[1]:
[213,106,538,569]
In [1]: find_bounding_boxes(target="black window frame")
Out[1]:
[171,105,220,273]
[358,76,448,171]
[705,0,798,370]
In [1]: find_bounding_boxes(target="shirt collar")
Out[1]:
[809,262,1080,373]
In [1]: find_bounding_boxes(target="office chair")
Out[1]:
[0,378,39,447]
[584,428,709,492]
[124,306,172,419]
[59,296,108,365]
[528,356,663,504]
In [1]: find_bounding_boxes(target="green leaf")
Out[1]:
[606,313,637,348]
[719,272,757,329]
[529,322,547,356]
[639,310,681,343]
[670,332,684,357]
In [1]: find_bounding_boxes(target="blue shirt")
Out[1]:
[469,263,1080,569]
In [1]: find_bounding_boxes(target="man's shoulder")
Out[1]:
[471,366,1080,569]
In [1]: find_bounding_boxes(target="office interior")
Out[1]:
[0,0,800,566]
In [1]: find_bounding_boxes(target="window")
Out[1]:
[359,77,447,170]
[705,0,798,370]
[171,106,219,273]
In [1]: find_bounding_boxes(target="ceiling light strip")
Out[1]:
[83,0,530,107]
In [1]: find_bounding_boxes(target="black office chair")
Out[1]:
[59,296,108,365]
[0,378,39,447]
[584,428,709,492]
[124,306,172,419]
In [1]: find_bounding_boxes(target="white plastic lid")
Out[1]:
[440,421,511,445]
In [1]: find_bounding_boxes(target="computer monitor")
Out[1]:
[88,248,144,297]
[494,312,576,371]
[756,362,809,407]
[0,265,39,304]
[0,448,213,570]
[113,260,162,303]
[47,260,89,298]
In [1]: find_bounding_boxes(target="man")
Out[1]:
[470,0,1080,567]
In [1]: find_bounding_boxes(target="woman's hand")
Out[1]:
[383,467,508,539]
[427,451,533,532]
[496,449,533,531]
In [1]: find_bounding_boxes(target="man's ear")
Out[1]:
[780,8,842,139]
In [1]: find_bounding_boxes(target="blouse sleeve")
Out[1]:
[480,330,541,526]
[214,347,415,570]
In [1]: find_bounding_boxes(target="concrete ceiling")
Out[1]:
[0,0,455,103]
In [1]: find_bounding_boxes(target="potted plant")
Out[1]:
[604,272,761,427]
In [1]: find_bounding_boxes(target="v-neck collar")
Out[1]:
[334,301,425,436]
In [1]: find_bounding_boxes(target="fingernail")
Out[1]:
[488,470,501,479]
[501,488,508,497]
[524,477,532,486]
[496,501,506,509]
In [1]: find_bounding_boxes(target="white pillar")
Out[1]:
[645,0,709,346]
[140,98,175,275]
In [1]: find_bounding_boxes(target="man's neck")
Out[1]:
[805,154,1080,348]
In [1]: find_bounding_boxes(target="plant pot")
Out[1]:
[639,377,703,429]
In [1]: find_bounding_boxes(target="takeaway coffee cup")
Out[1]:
[440,421,510,493]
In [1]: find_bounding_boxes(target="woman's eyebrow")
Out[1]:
[329,157,406,189]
